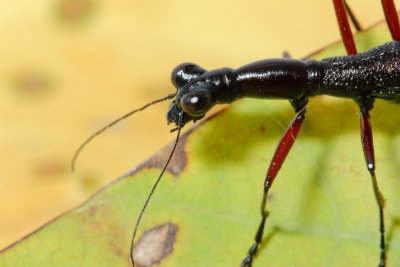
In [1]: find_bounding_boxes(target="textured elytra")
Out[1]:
[321,41,400,101]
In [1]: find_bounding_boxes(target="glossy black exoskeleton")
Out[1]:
[168,41,400,127]
[161,40,400,267]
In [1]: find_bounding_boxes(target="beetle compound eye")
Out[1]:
[171,63,206,88]
[181,91,213,117]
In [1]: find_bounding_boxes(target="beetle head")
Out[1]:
[167,63,217,127]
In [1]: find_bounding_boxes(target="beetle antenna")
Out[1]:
[130,111,184,266]
[71,94,175,172]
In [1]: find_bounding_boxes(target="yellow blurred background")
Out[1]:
[0,0,396,250]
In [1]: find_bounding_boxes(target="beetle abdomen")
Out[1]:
[319,41,400,102]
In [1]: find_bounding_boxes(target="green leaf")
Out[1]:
[1,21,400,267]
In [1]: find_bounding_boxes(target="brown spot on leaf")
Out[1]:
[89,207,96,216]
[129,128,192,177]
[12,71,52,98]
[34,159,67,179]
[57,0,95,24]
[140,138,187,176]
[132,223,178,267]
[124,111,223,178]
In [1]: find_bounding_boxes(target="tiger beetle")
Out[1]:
[72,1,400,266]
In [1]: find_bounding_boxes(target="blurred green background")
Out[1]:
[0,0,395,250]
